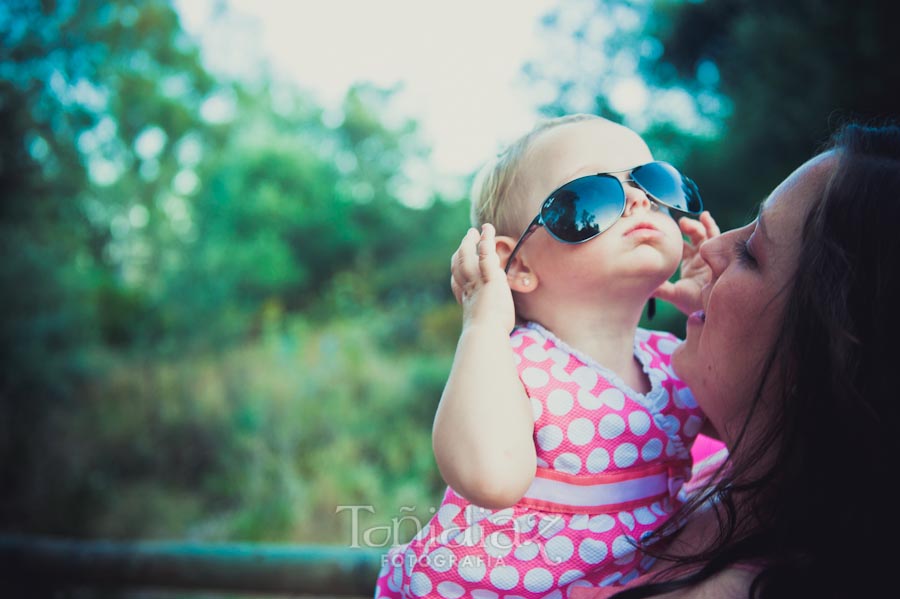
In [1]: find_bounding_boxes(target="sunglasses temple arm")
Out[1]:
[504,218,543,274]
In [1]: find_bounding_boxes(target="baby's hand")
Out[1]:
[450,224,516,332]
[654,211,720,315]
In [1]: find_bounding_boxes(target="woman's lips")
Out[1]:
[688,310,706,325]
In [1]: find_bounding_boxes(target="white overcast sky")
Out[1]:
[173,0,561,198]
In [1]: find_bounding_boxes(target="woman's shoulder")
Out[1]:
[569,567,756,599]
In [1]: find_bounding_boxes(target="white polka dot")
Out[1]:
[530,397,542,420]
[524,343,549,362]
[614,443,639,468]
[515,513,536,533]
[634,507,657,525]
[514,540,540,561]
[413,524,431,541]
[576,388,602,410]
[568,514,589,530]
[458,557,486,582]
[675,387,697,408]
[485,532,513,558]
[512,353,522,366]
[547,389,574,415]
[641,438,663,461]
[599,572,623,587]
[458,523,483,547]
[437,581,464,598]
[390,559,403,590]
[410,572,432,597]
[598,388,625,410]
[628,411,651,436]
[487,508,514,525]
[437,504,461,528]
[621,568,641,584]
[553,452,581,474]
[655,414,680,436]
[650,501,667,516]
[547,346,568,363]
[404,548,415,575]
[588,514,616,533]
[539,515,566,538]
[618,511,636,531]
[567,580,593,592]
[585,447,610,473]
[489,565,519,590]
[471,590,497,599]
[578,538,608,564]
[510,334,525,348]
[571,366,598,391]
[544,535,574,563]
[598,414,626,439]
[521,367,550,388]
[612,535,637,559]
[665,439,678,457]
[657,337,679,355]
[523,568,554,593]
[429,547,454,572]
[559,569,584,585]
[550,364,572,382]
[536,457,549,468]
[566,418,594,445]
[684,415,704,437]
[536,425,563,451]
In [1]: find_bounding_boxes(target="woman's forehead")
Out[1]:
[761,152,835,242]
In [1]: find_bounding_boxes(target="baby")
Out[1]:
[376,114,713,598]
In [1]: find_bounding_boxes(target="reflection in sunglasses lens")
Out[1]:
[544,176,624,243]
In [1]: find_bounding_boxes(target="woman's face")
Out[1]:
[672,153,835,447]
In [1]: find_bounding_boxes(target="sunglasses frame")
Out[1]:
[503,161,702,273]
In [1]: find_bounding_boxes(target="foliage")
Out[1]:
[0,0,468,541]
[529,0,900,229]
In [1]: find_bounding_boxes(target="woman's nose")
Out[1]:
[622,183,652,216]
[699,233,729,277]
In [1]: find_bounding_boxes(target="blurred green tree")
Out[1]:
[528,0,900,228]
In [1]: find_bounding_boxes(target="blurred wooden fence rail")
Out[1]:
[0,534,384,597]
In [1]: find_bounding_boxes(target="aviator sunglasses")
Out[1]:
[505,161,703,272]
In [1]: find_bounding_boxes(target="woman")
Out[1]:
[575,122,900,598]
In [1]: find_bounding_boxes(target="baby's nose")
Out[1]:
[623,182,652,215]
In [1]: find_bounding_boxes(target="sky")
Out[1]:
[173,0,561,201]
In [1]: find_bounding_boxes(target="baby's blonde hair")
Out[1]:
[469,113,602,236]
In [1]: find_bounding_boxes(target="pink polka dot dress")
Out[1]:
[375,323,705,598]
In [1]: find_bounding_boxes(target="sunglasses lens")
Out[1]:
[632,162,703,214]
[543,175,625,242]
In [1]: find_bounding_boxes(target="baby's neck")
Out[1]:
[528,305,651,394]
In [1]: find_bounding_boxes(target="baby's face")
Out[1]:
[510,119,684,293]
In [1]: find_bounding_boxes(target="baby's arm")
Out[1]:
[433,224,536,509]
[654,211,720,315]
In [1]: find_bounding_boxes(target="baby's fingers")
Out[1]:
[699,211,720,238]
[477,224,504,282]
[679,211,719,248]
[451,228,480,281]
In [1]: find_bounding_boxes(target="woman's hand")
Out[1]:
[655,211,720,316]
[450,224,516,333]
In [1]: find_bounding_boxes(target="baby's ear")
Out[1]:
[496,235,537,293]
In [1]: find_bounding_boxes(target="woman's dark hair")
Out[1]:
[614,122,900,598]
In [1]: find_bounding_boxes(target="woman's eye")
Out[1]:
[734,238,757,266]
